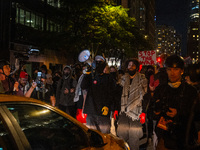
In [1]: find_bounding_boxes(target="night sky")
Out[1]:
[155,0,190,56]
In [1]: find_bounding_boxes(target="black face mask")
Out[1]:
[110,72,117,79]
[96,62,106,74]
[128,70,136,76]
[64,73,69,77]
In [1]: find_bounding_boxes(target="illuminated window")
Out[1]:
[192,5,199,9]
[19,9,25,24]
[16,7,19,23]
[190,13,199,19]
[192,28,198,30]
[25,11,31,26]
[193,35,196,37]
[47,0,53,5]
[31,14,35,28]
[46,0,60,8]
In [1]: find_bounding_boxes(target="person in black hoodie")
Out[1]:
[81,55,116,134]
[56,65,77,118]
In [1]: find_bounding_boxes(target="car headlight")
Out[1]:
[124,142,130,150]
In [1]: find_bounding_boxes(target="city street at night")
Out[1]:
[0,0,200,150]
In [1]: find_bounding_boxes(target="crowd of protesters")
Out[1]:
[0,53,200,150]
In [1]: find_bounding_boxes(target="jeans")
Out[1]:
[117,113,143,150]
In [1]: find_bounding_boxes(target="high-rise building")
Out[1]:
[0,0,68,74]
[190,0,199,22]
[187,0,200,63]
[156,25,181,55]
[144,0,156,49]
[120,0,156,49]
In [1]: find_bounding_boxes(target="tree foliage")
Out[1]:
[59,0,151,60]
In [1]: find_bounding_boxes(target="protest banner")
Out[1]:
[138,50,156,65]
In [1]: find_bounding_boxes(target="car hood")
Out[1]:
[92,130,128,150]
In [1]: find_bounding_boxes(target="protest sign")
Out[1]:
[138,50,156,65]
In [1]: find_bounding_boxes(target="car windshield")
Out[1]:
[4,103,89,150]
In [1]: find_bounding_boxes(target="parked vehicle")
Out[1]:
[0,94,130,150]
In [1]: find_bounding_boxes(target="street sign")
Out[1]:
[138,50,156,65]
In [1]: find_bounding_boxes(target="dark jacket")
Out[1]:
[81,73,116,117]
[153,82,199,149]
[56,66,77,106]
[0,76,16,94]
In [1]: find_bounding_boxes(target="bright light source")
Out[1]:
[32,109,50,116]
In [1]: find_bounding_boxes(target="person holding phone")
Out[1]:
[14,71,37,97]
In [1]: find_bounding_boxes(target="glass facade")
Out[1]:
[16,6,44,31]
[16,5,62,32]
[190,0,199,21]
[156,25,181,55]
[46,0,61,8]
[187,0,200,62]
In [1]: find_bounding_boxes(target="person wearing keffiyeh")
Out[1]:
[117,58,147,150]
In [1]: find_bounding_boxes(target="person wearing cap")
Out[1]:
[56,65,77,117]
[153,55,200,149]
[0,60,16,94]
[116,58,147,150]
[81,55,117,134]
[14,71,37,97]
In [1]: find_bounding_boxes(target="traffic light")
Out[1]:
[157,57,161,63]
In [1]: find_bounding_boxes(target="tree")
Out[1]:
[59,0,151,61]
